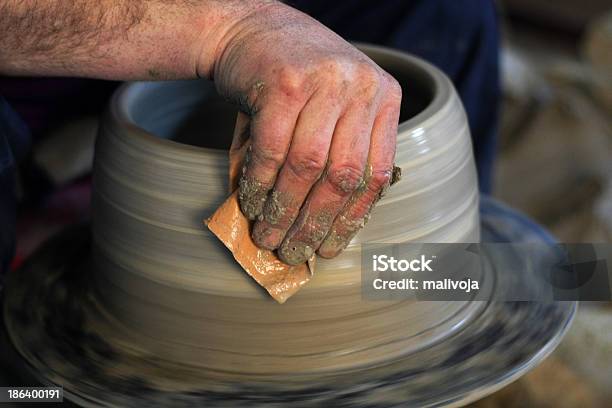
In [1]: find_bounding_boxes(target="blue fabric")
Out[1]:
[291,0,500,193]
[0,96,29,278]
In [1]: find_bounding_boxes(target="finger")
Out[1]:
[251,91,343,251]
[229,112,251,192]
[238,95,301,220]
[274,103,375,264]
[318,93,401,258]
[230,112,250,155]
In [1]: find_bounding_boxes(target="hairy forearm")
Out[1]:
[0,0,272,80]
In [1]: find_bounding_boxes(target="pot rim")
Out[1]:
[108,43,454,156]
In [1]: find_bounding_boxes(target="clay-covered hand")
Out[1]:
[209,2,402,265]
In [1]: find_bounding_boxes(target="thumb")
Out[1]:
[228,112,251,192]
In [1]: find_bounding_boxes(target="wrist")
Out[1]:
[193,0,283,80]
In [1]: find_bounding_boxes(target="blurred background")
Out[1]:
[480,0,612,406]
[1,0,611,407]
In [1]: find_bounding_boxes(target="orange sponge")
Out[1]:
[205,113,314,303]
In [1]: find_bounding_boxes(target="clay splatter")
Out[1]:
[391,165,402,185]
[279,210,335,264]
[238,175,269,220]
[263,190,289,225]
[279,241,314,265]
[319,212,371,258]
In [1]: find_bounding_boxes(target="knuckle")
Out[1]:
[287,151,327,179]
[276,66,305,99]
[326,59,343,73]
[355,64,382,95]
[319,58,345,78]
[327,164,364,194]
[351,196,375,218]
[385,77,403,104]
[251,145,286,171]
[262,190,297,227]
[368,168,392,191]
[360,81,380,102]
[318,60,349,96]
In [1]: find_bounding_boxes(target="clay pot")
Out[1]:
[91,45,479,375]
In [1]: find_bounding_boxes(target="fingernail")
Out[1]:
[278,240,314,265]
[318,228,359,258]
[317,230,351,258]
[318,214,370,258]
[252,223,284,250]
[238,175,268,220]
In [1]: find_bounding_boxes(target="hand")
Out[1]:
[209,2,402,265]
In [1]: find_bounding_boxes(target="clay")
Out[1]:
[277,207,334,265]
[3,46,576,406]
[332,167,364,193]
[262,190,290,225]
[238,174,269,220]
[316,162,391,257]
[278,240,314,265]
[4,232,576,406]
[391,165,402,185]
[357,163,373,193]
[252,189,299,250]
[253,80,265,93]
[86,44,481,376]
[375,165,402,200]
[318,212,371,258]
[237,145,273,220]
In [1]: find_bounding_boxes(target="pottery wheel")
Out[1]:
[3,197,575,407]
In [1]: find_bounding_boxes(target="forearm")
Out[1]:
[0,0,272,80]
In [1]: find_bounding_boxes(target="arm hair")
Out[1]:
[0,0,265,79]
